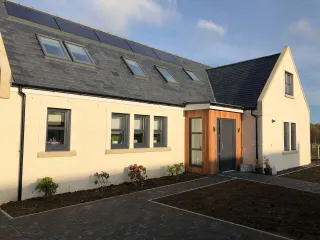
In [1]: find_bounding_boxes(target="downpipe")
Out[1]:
[17,86,26,201]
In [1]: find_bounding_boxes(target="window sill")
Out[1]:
[105,147,171,155]
[37,150,77,158]
[285,94,294,99]
[282,150,298,155]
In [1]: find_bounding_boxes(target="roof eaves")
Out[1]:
[12,82,185,108]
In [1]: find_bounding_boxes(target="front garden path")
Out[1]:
[0,176,287,240]
[222,171,320,194]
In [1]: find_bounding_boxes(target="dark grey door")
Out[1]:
[217,118,236,172]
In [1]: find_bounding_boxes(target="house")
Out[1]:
[0,1,310,204]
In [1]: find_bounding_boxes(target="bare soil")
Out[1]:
[280,166,320,183]
[1,173,205,217]
[155,179,320,240]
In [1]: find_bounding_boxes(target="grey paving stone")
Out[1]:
[222,171,320,194]
[2,176,286,240]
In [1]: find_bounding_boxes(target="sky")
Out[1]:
[13,0,320,123]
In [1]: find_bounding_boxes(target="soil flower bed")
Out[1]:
[155,179,320,240]
[1,173,205,217]
[280,166,320,183]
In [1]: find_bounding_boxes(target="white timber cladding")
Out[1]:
[257,46,310,171]
[0,88,185,203]
[184,103,244,113]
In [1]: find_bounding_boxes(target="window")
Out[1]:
[291,123,296,150]
[190,118,202,166]
[111,113,129,149]
[184,69,200,81]
[37,35,69,59]
[284,122,297,151]
[155,66,177,83]
[154,116,167,147]
[134,115,149,148]
[285,71,293,96]
[122,57,147,77]
[46,108,71,152]
[65,42,94,64]
[284,122,290,151]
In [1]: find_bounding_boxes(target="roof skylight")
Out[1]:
[155,66,177,83]
[185,69,200,81]
[122,58,148,77]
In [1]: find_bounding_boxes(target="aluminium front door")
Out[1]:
[217,118,236,172]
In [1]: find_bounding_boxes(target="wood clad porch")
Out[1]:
[185,109,242,174]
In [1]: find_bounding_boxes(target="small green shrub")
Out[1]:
[167,163,184,176]
[111,135,120,142]
[35,177,59,197]
[93,171,110,187]
[128,164,148,185]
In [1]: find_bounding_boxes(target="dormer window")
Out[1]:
[122,57,148,77]
[37,35,69,60]
[155,66,177,83]
[285,71,293,96]
[184,69,200,81]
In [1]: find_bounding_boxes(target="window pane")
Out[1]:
[157,67,176,83]
[284,122,290,151]
[191,150,202,165]
[191,118,202,132]
[154,132,162,144]
[112,117,122,129]
[111,131,124,144]
[134,118,143,130]
[154,118,162,130]
[124,59,147,77]
[66,43,92,64]
[191,134,202,149]
[39,36,68,58]
[47,129,64,145]
[291,123,296,150]
[186,70,199,81]
[134,132,144,144]
[48,111,65,127]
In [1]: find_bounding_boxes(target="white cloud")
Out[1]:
[87,0,180,36]
[196,19,226,36]
[289,19,313,36]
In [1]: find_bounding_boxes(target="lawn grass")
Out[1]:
[281,166,320,183]
[155,179,320,240]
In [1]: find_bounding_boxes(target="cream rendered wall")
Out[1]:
[242,110,256,164]
[0,90,21,204]
[259,47,310,171]
[20,89,185,200]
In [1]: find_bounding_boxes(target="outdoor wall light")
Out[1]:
[213,126,215,132]
[272,119,276,123]
[238,128,240,132]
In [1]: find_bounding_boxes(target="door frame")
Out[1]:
[217,118,236,172]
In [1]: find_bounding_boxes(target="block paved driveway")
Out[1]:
[0,176,288,240]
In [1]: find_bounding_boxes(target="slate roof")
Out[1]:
[0,1,280,109]
[0,1,215,107]
[207,54,280,108]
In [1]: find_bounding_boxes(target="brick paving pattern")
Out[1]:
[0,176,288,240]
